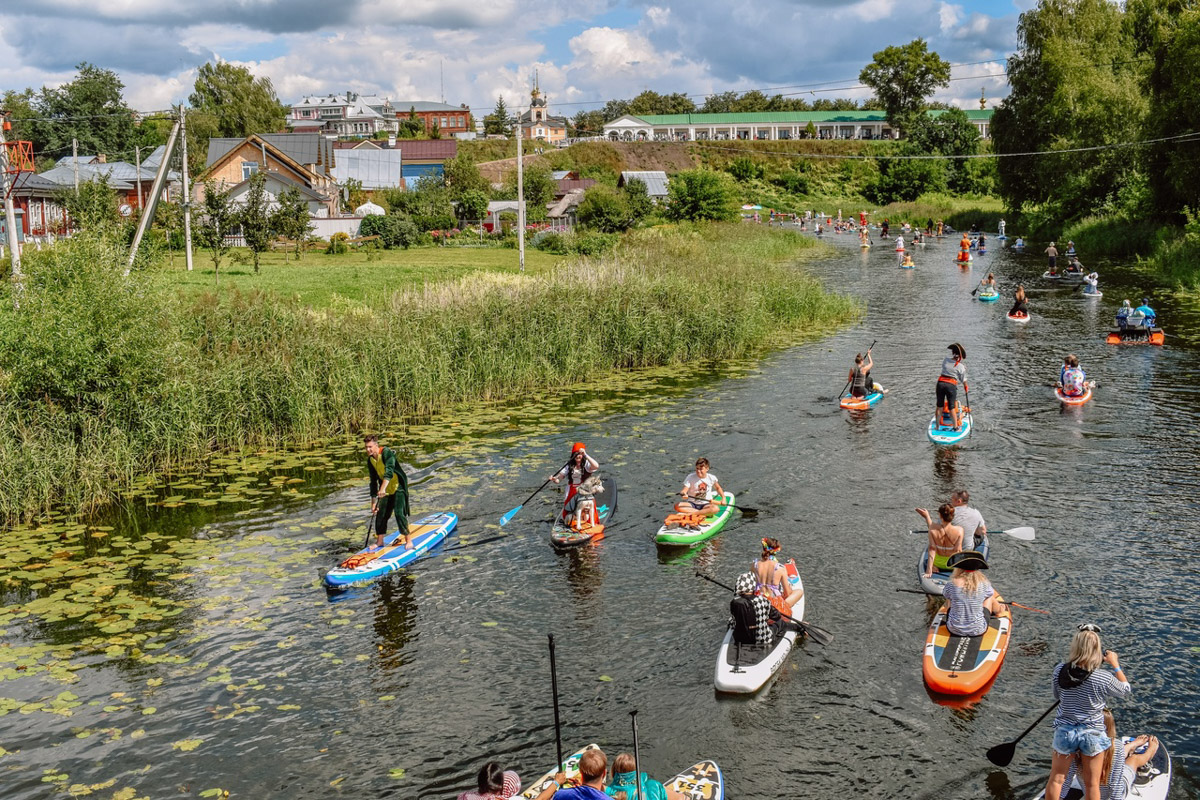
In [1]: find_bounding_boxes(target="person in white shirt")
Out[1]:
[675,457,726,520]
[951,490,987,550]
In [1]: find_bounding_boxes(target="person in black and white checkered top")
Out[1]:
[729,572,780,646]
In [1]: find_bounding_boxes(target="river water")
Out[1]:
[1,230,1197,799]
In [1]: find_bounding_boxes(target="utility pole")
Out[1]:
[0,111,23,287]
[125,119,180,273]
[134,145,143,211]
[180,106,194,272]
[72,138,79,193]
[514,110,525,273]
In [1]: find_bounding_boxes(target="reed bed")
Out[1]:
[0,223,859,523]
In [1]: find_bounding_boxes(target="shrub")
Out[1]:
[325,231,350,255]
[571,231,619,256]
[773,171,811,195]
[665,170,737,222]
[728,157,764,182]
[577,185,630,233]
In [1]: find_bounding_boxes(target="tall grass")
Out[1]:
[0,223,859,523]
[1058,216,1168,259]
[870,193,1005,231]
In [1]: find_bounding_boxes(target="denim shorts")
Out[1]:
[1053,723,1111,757]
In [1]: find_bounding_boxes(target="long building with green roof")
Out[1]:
[601,109,994,142]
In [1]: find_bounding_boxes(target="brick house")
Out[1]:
[393,101,472,136]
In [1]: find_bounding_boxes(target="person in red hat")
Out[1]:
[549,443,600,527]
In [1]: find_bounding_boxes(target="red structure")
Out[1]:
[3,140,33,197]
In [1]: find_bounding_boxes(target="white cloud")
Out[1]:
[939,2,963,32]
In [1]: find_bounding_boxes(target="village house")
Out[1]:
[618,171,669,203]
[37,154,159,213]
[198,133,336,216]
[393,101,472,137]
[603,109,995,142]
[288,92,398,137]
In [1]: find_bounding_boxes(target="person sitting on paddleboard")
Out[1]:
[365,434,411,551]
[606,752,679,800]
[571,473,605,531]
[1010,286,1029,318]
[459,762,522,800]
[1015,236,1025,248]
[935,343,969,431]
[1055,711,1159,800]
[918,504,965,577]
[978,273,997,294]
[1066,255,1084,275]
[1066,240,1077,257]
[1116,300,1134,331]
[950,490,987,550]
[675,457,725,527]
[1083,272,1100,295]
[1059,354,1089,398]
[901,253,915,267]
[1043,625,1131,800]
[551,443,600,525]
[1046,242,1059,274]
[752,537,804,612]
[847,349,875,399]
[545,748,609,799]
[941,550,1003,637]
[730,572,782,647]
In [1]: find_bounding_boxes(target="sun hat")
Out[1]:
[947,550,989,571]
[948,343,966,359]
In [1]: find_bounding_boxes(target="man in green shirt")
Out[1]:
[364,435,411,551]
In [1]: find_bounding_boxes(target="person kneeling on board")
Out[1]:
[1054,711,1159,800]
[752,538,804,612]
[730,572,782,646]
[942,551,1003,637]
[365,434,411,551]
[1059,354,1090,398]
[918,504,966,577]
[1010,286,1029,318]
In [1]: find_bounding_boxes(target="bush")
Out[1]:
[325,231,350,255]
[571,231,619,256]
[532,230,567,254]
[577,186,630,233]
[867,158,947,204]
[665,170,737,222]
[358,214,422,249]
[728,157,764,182]
[773,171,811,195]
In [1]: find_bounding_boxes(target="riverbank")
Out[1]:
[0,223,859,523]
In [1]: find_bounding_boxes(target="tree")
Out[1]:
[238,171,275,274]
[196,182,237,282]
[456,189,489,223]
[272,187,312,261]
[59,177,120,231]
[627,90,697,116]
[483,96,511,136]
[522,166,557,211]
[571,109,607,137]
[577,185,631,232]
[905,108,981,193]
[399,107,423,138]
[665,170,736,222]
[187,61,285,139]
[442,153,490,199]
[27,63,154,160]
[700,92,739,114]
[991,0,1146,217]
[622,179,654,225]
[859,39,951,130]
[342,178,367,213]
[727,157,763,182]
[867,154,947,203]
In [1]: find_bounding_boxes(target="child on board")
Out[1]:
[675,457,726,525]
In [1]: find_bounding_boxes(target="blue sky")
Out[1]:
[0,0,1024,115]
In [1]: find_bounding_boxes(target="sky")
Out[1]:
[0,0,1031,117]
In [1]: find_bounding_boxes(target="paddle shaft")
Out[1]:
[500,457,574,525]
[993,700,1060,761]
[671,495,760,515]
[964,383,973,436]
[630,711,645,800]
[839,340,876,398]
[695,571,831,644]
[362,514,375,549]
[548,634,564,769]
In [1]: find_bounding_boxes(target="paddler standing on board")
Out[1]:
[935,343,969,431]
[365,434,411,551]
[550,443,600,527]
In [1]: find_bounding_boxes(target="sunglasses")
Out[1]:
[1077,623,1103,633]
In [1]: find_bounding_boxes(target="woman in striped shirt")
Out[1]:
[1044,626,1131,800]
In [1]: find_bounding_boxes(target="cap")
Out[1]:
[571,442,586,453]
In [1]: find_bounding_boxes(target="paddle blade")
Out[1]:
[736,507,759,517]
[798,621,834,647]
[499,504,523,527]
[985,741,1017,767]
[1001,527,1036,541]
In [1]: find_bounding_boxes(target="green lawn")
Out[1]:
[159,245,563,306]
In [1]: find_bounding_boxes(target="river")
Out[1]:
[1,229,1197,799]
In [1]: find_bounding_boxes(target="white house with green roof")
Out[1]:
[602,109,994,142]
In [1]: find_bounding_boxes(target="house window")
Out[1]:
[242,162,258,181]
[441,117,448,128]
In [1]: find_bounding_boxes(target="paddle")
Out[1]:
[630,711,645,800]
[362,514,375,549]
[500,457,573,526]
[669,495,762,516]
[695,571,834,646]
[548,634,564,770]
[964,383,973,437]
[907,527,1036,542]
[839,340,876,399]
[986,701,1060,766]
[894,588,1049,613]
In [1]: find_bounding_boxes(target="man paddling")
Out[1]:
[730,572,782,646]
[365,435,411,551]
[951,490,988,550]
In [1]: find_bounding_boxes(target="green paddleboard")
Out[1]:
[655,492,735,547]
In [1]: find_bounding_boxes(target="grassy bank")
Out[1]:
[0,223,859,523]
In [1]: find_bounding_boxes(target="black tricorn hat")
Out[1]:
[947,550,988,571]
[948,342,966,359]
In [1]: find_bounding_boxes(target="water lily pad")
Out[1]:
[172,738,203,752]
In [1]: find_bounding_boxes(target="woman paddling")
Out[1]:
[1044,625,1132,800]
[752,537,804,613]
[550,443,600,527]
[1051,710,1160,800]
[941,551,1003,637]
[978,273,997,294]
[847,349,875,399]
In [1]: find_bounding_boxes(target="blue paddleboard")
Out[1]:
[928,413,972,445]
[323,511,457,588]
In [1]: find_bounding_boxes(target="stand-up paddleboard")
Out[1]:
[840,384,885,410]
[656,492,735,547]
[1082,290,1103,298]
[1007,311,1031,323]
[1027,739,1171,800]
[928,411,972,445]
[977,291,1000,302]
[923,596,1012,696]
[519,744,600,798]
[550,478,618,547]
[916,537,991,595]
[323,512,457,588]
[666,761,725,800]
[714,562,803,693]
[1055,385,1093,405]
[996,234,1008,240]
